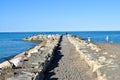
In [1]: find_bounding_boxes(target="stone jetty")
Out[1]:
[0,34,61,80]
[67,34,120,80]
[0,34,120,80]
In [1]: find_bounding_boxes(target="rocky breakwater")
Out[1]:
[0,34,61,80]
[67,34,120,80]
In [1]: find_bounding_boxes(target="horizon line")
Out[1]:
[0,30,120,33]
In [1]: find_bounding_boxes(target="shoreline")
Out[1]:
[67,34,120,80]
[0,40,39,64]
[0,34,120,80]
[0,34,61,80]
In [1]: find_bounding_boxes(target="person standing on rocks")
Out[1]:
[88,36,91,44]
[106,35,109,43]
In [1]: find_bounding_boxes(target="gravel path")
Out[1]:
[44,35,96,80]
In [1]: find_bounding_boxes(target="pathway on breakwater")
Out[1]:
[44,35,97,80]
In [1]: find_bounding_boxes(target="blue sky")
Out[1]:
[0,0,120,32]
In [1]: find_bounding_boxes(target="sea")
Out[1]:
[0,31,120,63]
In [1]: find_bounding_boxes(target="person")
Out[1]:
[88,36,91,44]
[106,35,109,43]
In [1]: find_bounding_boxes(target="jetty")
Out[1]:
[0,34,120,80]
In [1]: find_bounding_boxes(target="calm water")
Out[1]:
[0,31,120,63]
[0,32,40,63]
[68,31,120,42]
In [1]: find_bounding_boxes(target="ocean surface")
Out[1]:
[0,32,39,63]
[0,31,120,63]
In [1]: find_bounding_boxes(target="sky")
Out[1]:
[0,0,120,32]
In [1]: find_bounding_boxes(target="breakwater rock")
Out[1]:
[67,34,120,80]
[22,34,58,41]
[0,34,61,80]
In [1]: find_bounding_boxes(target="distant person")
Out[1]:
[106,35,109,43]
[88,36,91,44]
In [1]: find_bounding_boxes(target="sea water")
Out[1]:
[0,31,120,63]
[68,31,120,42]
[0,32,40,63]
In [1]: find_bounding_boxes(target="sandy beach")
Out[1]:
[96,43,120,55]
[96,42,120,64]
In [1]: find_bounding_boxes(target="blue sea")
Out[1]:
[0,31,120,63]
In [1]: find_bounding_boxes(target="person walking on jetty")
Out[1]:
[88,36,91,44]
[106,35,109,43]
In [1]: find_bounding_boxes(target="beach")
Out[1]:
[67,35,120,80]
[0,34,120,80]
[96,42,120,66]
[96,42,120,57]
[0,31,120,63]
[1,0,120,79]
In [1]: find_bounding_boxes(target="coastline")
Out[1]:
[0,34,61,80]
[67,34,120,80]
[0,32,41,63]
[0,34,120,80]
[0,41,39,64]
